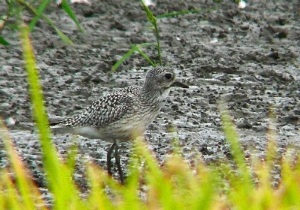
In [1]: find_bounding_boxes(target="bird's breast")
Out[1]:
[99,107,160,142]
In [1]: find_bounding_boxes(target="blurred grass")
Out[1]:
[0,120,43,209]
[1,0,83,45]
[1,100,300,209]
[18,0,75,45]
[28,0,52,31]
[19,22,85,209]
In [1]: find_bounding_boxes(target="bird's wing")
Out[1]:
[53,91,136,128]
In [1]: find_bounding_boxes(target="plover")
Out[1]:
[51,67,188,183]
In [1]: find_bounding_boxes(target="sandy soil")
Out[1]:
[0,0,299,199]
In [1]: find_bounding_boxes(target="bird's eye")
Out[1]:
[164,73,173,80]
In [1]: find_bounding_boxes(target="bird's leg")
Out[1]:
[107,141,116,176]
[114,142,124,184]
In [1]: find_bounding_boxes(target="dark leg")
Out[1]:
[107,142,116,176]
[114,143,124,184]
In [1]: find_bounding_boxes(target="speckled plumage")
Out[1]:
[51,67,188,142]
[51,67,188,183]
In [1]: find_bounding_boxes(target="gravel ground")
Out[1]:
[0,0,299,201]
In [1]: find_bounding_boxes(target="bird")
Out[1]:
[50,67,188,183]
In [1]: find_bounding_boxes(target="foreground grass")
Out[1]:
[0,0,82,45]
[1,16,300,210]
[1,109,300,209]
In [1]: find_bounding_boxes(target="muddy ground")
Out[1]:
[0,0,299,201]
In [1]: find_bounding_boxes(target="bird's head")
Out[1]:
[144,67,188,91]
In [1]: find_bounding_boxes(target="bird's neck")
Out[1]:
[141,85,171,105]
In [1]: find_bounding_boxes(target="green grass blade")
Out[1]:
[0,169,20,210]
[28,0,51,32]
[86,164,116,209]
[0,120,36,209]
[281,155,300,207]
[134,138,176,209]
[61,0,84,32]
[19,21,58,200]
[141,1,156,25]
[19,22,56,175]
[220,106,254,208]
[220,107,251,181]
[0,35,10,45]
[221,113,250,173]
[18,0,74,45]
[192,169,216,210]
[141,1,162,65]
[65,136,78,175]
[19,23,82,209]
[122,145,145,210]
[136,45,156,67]
[112,45,137,71]
[112,43,156,71]
[52,24,74,45]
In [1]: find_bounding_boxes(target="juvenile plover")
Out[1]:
[51,67,188,183]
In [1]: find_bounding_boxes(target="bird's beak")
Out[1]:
[171,80,189,88]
